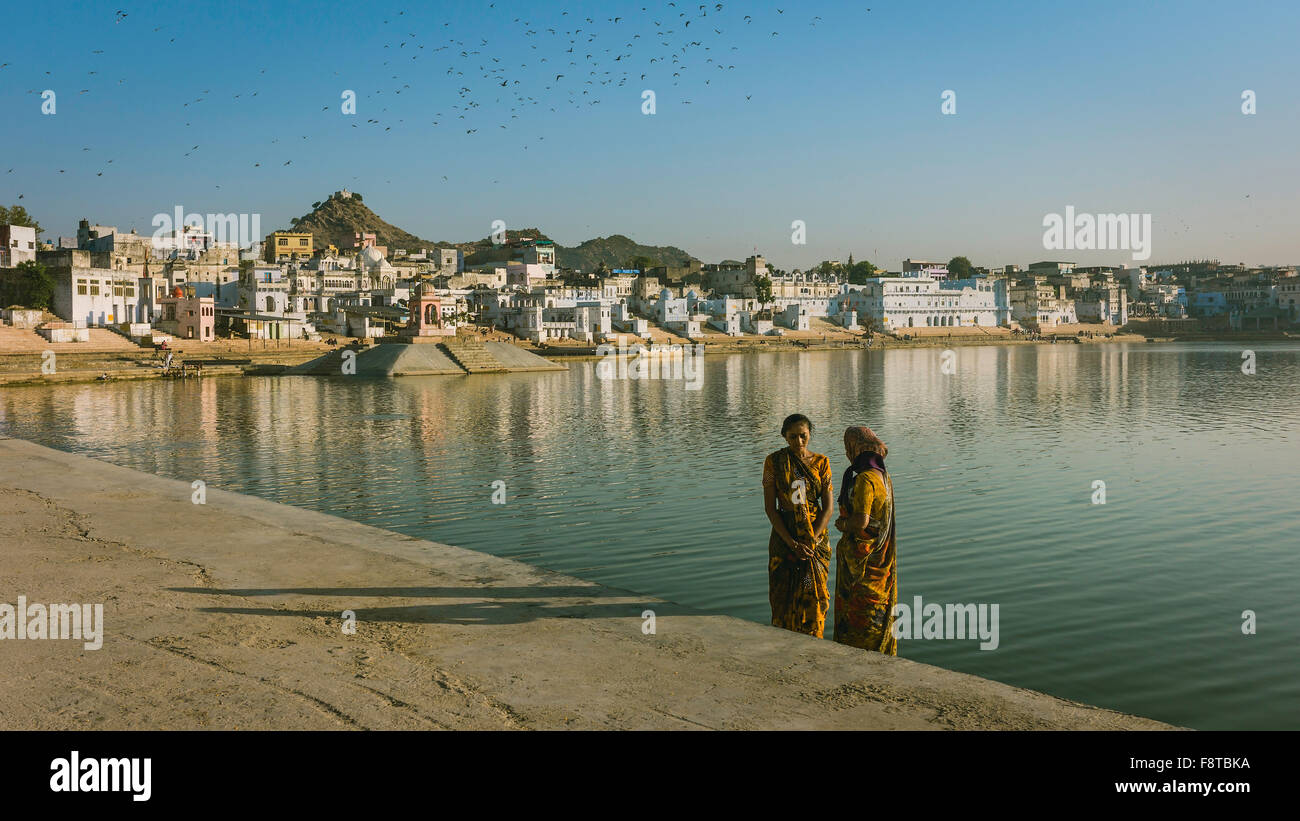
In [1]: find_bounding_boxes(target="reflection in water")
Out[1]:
[2,342,1298,730]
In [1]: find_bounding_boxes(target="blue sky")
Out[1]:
[2,0,1298,270]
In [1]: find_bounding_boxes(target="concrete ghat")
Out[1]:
[0,437,1175,730]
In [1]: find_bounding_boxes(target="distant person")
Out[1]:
[762,413,833,638]
[833,426,898,655]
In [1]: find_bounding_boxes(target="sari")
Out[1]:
[832,464,898,654]
[762,448,832,638]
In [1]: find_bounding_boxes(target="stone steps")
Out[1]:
[439,339,507,373]
[291,348,354,375]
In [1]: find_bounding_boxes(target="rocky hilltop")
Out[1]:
[279,192,697,271]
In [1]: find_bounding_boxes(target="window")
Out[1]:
[278,238,288,246]
[125,286,135,297]
[77,279,88,295]
[298,239,308,247]
[90,282,100,296]
[114,285,124,296]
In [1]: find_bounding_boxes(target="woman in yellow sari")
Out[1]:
[833,426,898,654]
[762,414,834,638]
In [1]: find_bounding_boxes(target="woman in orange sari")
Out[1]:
[833,426,898,654]
[762,414,834,637]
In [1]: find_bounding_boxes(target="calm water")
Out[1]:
[3,342,1297,729]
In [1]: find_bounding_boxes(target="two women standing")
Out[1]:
[762,416,897,655]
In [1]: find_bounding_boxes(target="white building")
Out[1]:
[1274,276,1300,322]
[572,302,612,342]
[358,246,398,290]
[737,311,774,335]
[54,267,140,326]
[444,265,507,289]
[436,247,464,275]
[698,296,746,336]
[0,224,37,267]
[1125,266,1152,298]
[902,259,950,280]
[152,225,234,255]
[777,303,811,331]
[611,302,650,338]
[484,290,605,342]
[239,279,291,317]
[507,261,553,288]
[654,288,702,338]
[841,274,1011,331]
[770,294,834,318]
[1010,278,1078,328]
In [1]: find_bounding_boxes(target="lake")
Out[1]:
[2,341,1296,729]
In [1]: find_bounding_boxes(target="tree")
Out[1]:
[847,259,878,285]
[754,275,773,308]
[627,254,659,273]
[947,256,973,279]
[0,205,43,238]
[3,260,55,311]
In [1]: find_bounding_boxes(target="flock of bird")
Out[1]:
[0,6,1268,252]
[3,2,852,197]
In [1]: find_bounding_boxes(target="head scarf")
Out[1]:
[838,426,888,511]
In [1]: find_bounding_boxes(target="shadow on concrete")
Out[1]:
[168,584,692,626]
[170,585,627,599]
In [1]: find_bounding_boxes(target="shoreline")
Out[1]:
[0,435,1176,730]
[500,328,1295,362]
[2,329,1294,386]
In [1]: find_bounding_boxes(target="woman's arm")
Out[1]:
[814,481,833,537]
[845,509,871,540]
[845,475,876,542]
[764,481,806,556]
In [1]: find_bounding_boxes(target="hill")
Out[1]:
[279,193,698,270]
[555,234,696,271]
[281,192,450,252]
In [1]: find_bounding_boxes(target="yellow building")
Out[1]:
[264,232,313,262]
